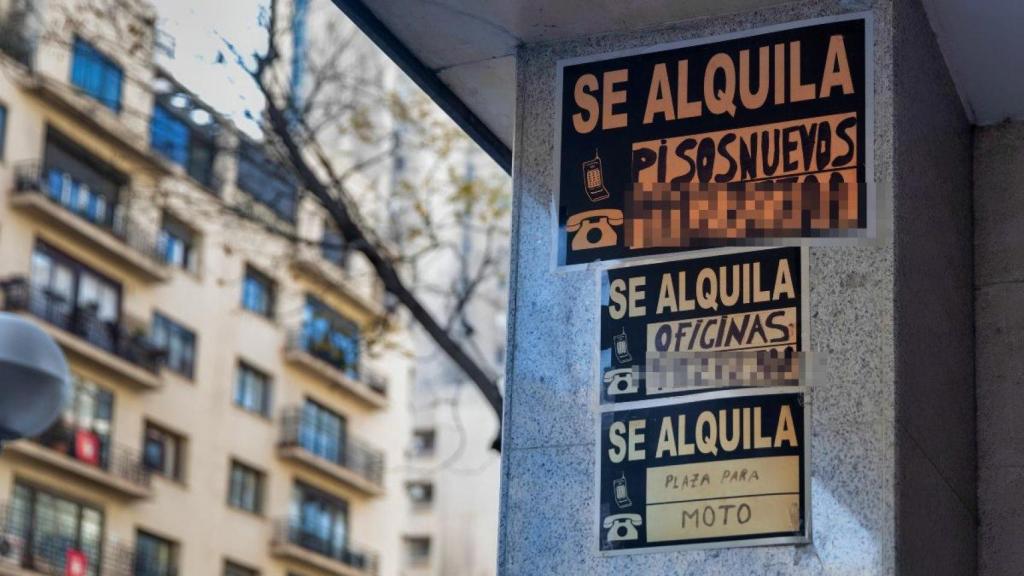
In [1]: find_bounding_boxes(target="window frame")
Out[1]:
[134,529,178,576]
[157,213,199,274]
[0,102,7,161]
[227,459,265,515]
[234,361,273,417]
[151,311,197,379]
[142,421,186,482]
[411,428,436,458]
[10,480,106,576]
[241,265,276,319]
[70,36,123,112]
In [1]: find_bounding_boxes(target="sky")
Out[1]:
[151,0,269,137]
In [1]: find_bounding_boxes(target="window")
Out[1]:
[410,429,435,458]
[42,129,125,230]
[150,104,188,165]
[143,422,185,481]
[241,266,275,318]
[150,103,217,187]
[224,561,258,576]
[151,312,196,378]
[134,531,177,576]
[300,296,361,378]
[234,362,272,417]
[404,536,431,567]
[236,140,298,222]
[157,214,198,273]
[0,103,7,160]
[70,37,122,111]
[39,374,114,469]
[321,222,347,269]
[298,399,346,465]
[407,481,433,508]
[8,482,105,576]
[227,460,264,514]
[291,482,349,558]
[30,242,122,350]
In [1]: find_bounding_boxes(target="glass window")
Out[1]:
[321,223,347,269]
[157,214,197,273]
[299,400,346,465]
[150,103,217,187]
[404,536,431,567]
[301,296,360,378]
[151,312,196,378]
[234,362,272,416]
[29,242,122,350]
[70,37,122,111]
[290,482,348,558]
[134,531,177,576]
[39,374,114,469]
[9,482,105,576]
[42,129,124,230]
[0,103,7,160]
[143,422,185,481]
[406,482,433,507]
[241,266,275,318]
[227,460,264,514]
[150,104,189,166]
[236,140,298,222]
[224,561,258,576]
[410,429,435,458]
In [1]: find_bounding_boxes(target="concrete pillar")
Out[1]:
[975,121,1024,576]
[497,0,975,574]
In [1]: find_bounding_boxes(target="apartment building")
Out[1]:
[0,0,413,574]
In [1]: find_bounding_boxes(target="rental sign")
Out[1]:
[555,14,872,267]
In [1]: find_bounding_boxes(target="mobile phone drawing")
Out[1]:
[613,328,632,364]
[613,472,632,509]
[582,150,610,202]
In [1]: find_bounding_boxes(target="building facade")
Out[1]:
[0,0,414,575]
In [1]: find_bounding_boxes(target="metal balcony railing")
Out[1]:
[13,162,165,265]
[273,519,378,575]
[279,407,385,489]
[0,277,164,373]
[0,504,135,575]
[287,329,388,398]
[35,421,151,489]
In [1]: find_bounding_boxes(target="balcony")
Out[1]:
[0,507,134,576]
[290,245,383,319]
[284,331,388,408]
[0,278,164,389]
[271,520,378,576]
[278,408,385,497]
[10,163,171,282]
[4,422,150,499]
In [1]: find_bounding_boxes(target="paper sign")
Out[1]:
[555,14,872,267]
[597,389,809,552]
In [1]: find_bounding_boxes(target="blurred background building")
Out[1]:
[0,0,507,574]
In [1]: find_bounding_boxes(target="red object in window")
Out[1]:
[74,429,100,466]
[65,549,88,576]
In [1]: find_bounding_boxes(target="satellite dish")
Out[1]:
[0,313,70,441]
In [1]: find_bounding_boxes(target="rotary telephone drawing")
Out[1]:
[566,209,623,251]
[604,367,638,396]
[603,513,642,542]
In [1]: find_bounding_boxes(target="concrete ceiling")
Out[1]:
[345,0,1024,156]
[920,0,1024,125]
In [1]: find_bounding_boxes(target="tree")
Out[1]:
[229,0,510,447]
